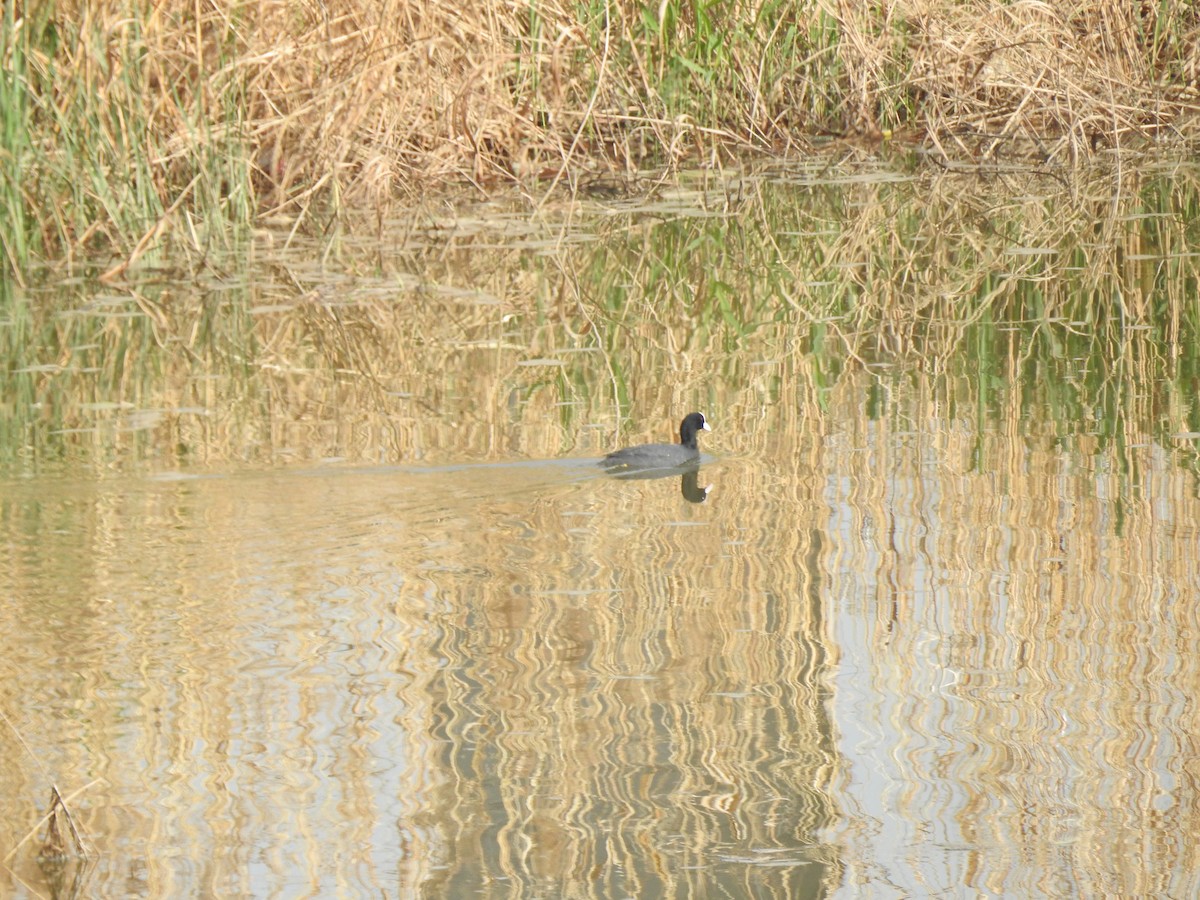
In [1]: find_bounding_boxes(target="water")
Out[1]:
[4,163,1200,897]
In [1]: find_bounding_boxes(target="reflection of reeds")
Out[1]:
[7,154,1200,890]
[3,2,1199,272]
[3,164,1200,471]
[417,477,841,895]
[818,362,1200,897]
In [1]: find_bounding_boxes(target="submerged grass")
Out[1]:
[3,1,1200,275]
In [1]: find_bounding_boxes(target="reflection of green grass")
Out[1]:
[567,166,1200,465]
[5,168,1200,471]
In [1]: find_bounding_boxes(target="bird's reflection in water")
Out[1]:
[605,461,713,503]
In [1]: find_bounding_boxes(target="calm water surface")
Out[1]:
[4,164,1200,897]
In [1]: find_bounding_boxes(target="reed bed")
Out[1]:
[2,1,1199,275]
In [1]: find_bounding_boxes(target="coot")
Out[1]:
[600,412,710,470]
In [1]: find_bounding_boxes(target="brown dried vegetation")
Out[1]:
[3,1,1200,269]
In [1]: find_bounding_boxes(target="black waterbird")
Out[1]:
[600,412,710,471]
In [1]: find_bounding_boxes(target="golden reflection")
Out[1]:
[822,367,1200,898]
[6,167,1200,896]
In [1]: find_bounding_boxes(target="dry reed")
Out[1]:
[4,1,1200,271]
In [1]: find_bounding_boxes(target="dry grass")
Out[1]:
[4,1,1200,271]
[875,1,1200,161]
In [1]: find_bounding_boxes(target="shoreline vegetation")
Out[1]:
[2,1,1199,278]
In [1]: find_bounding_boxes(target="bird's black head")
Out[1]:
[679,412,710,449]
